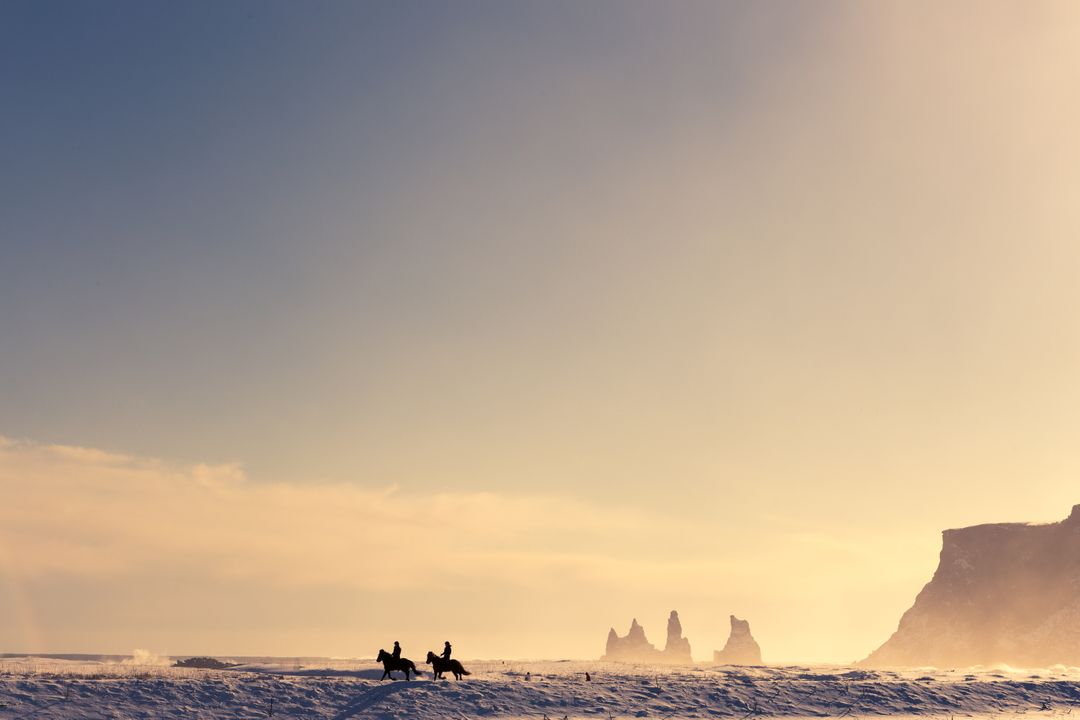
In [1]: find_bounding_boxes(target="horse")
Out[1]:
[426,651,471,680]
[376,649,421,681]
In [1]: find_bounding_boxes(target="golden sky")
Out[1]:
[3,2,1080,661]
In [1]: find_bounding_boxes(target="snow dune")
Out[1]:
[4,658,1080,719]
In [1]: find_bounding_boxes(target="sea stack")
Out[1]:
[864,504,1080,667]
[602,612,695,663]
[713,615,762,665]
[602,618,660,662]
[664,610,693,662]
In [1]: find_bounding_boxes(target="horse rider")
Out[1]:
[442,641,452,661]
[392,641,402,660]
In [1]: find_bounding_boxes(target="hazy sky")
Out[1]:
[3,1,1080,662]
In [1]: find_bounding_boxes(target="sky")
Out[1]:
[3,0,1080,662]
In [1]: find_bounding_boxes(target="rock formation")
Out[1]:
[864,504,1080,667]
[173,657,238,670]
[713,615,762,665]
[602,618,660,662]
[664,610,693,662]
[602,612,694,663]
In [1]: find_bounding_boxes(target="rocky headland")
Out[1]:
[865,504,1080,666]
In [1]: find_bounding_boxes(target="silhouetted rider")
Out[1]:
[392,641,401,660]
[442,641,452,661]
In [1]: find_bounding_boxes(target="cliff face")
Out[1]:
[864,504,1080,667]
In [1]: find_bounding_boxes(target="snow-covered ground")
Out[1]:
[4,657,1080,719]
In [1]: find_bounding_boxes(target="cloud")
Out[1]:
[0,435,941,660]
[0,436,665,593]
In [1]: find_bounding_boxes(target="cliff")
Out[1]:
[864,504,1080,667]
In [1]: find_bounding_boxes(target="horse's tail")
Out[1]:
[461,669,471,676]
[410,661,423,675]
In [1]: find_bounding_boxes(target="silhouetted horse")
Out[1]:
[426,651,471,680]
[376,649,421,681]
